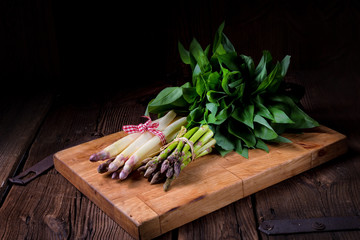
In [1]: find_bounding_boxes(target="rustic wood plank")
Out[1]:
[177,196,258,240]
[255,151,360,239]
[0,93,53,203]
[0,98,135,240]
[0,87,176,240]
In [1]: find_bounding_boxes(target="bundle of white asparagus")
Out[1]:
[89,111,188,180]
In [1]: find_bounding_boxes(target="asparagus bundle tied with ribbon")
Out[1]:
[90,111,188,178]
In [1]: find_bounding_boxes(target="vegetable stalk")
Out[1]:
[119,116,188,180]
[107,111,177,173]
[139,125,216,191]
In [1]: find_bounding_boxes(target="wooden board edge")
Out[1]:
[310,133,348,168]
[53,151,143,240]
[241,153,313,197]
[157,175,244,234]
[242,130,348,197]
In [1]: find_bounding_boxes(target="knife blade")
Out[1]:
[8,135,102,185]
[8,154,54,185]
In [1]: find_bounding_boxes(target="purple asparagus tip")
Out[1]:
[89,153,98,162]
[119,171,129,180]
[111,172,119,179]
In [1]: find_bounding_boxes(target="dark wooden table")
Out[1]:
[1,67,360,239]
[1,1,360,238]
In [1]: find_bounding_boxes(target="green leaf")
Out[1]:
[254,63,267,84]
[214,125,235,151]
[253,62,281,95]
[145,99,154,116]
[181,82,192,88]
[289,104,319,129]
[270,94,296,106]
[254,122,278,140]
[215,145,233,157]
[192,64,202,85]
[253,114,279,140]
[234,138,242,154]
[280,55,291,77]
[269,95,318,128]
[204,44,211,57]
[148,87,187,114]
[254,50,272,83]
[178,41,190,64]
[255,138,269,152]
[228,119,256,147]
[206,90,226,103]
[206,102,218,114]
[196,76,206,96]
[187,107,204,124]
[189,38,210,72]
[231,104,255,129]
[213,21,225,54]
[214,107,230,125]
[217,52,239,71]
[268,106,295,124]
[207,72,221,90]
[221,68,242,96]
[240,54,255,77]
[207,113,217,124]
[228,79,242,88]
[182,87,198,104]
[254,114,272,129]
[212,21,236,56]
[239,147,249,158]
[270,135,292,143]
[235,83,246,100]
[253,95,274,121]
[221,33,236,54]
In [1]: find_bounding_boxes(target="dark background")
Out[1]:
[1,2,360,238]
[0,0,359,99]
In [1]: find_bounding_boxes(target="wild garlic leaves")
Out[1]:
[147,22,319,157]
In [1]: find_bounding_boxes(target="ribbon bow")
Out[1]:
[122,116,166,145]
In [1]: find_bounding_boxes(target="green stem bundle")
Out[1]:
[138,125,216,191]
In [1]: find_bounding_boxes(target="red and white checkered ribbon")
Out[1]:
[122,116,166,145]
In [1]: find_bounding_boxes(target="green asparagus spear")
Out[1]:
[143,141,178,178]
[163,128,216,191]
[180,125,210,157]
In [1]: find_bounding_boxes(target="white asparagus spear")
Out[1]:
[89,133,141,162]
[107,111,177,172]
[90,110,176,162]
[132,130,178,171]
[119,117,187,180]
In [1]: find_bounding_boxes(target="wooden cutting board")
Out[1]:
[54,125,347,240]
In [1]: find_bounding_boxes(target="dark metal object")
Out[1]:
[8,154,54,185]
[259,216,360,235]
[8,135,100,185]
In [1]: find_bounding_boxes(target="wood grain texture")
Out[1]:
[178,196,259,240]
[254,151,360,239]
[1,0,359,239]
[0,98,138,240]
[0,93,52,203]
[54,125,346,239]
